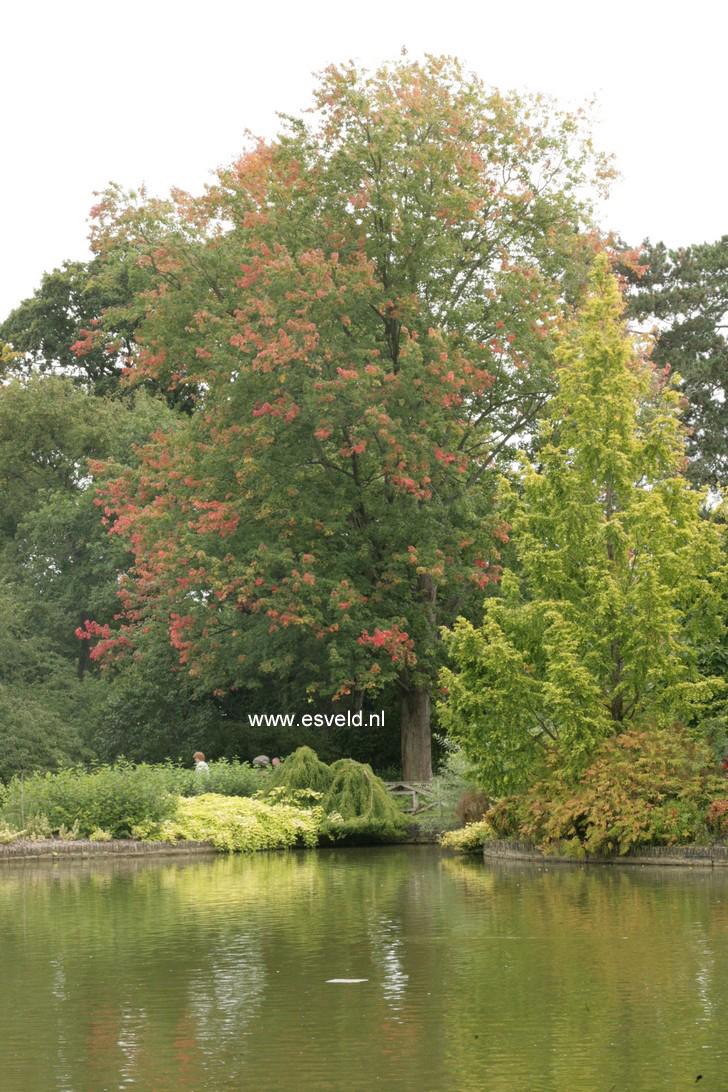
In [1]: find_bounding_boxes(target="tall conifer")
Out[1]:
[440,255,726,792]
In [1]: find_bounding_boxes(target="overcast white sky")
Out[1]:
[2,0,726,322]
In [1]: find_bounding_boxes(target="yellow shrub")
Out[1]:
[441,819,495,853]
[143,793,322,852]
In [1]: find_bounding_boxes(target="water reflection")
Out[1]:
[368,915,409,1012]
[0,849,727,1089]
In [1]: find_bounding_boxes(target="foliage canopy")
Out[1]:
[80,56,613,778]
[626,235,728,485]
[440,256,726,792]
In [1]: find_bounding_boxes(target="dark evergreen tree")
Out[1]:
[625,236,728,485]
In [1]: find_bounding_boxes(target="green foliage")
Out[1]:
[0,821,19,845]
[85,634,250,764]
[266,746,334,795]
[133,758,263,798]
[180,758,261,797]
[264,746,405,841]
[25,815,53,840]
[0,376,113,543]
[625,236,728,485]
[263,785,324,808]
[81,56,613,780]
[88,827,113,842]
[434,736,484,808]
[441,820,495,853]
[146,793,321,852]
[0,374,184,778]
[0,764,178,838]
[407,735,485,831]
[320,758,407,842]
[56,821,81,841]
[0,580,90,781]
[511,725,725,856]
[440,256,727,793]
[4,385,174,667]
[0,258,132,394]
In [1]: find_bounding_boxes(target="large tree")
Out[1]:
[439,255,726,792]
[82,56,613,779]
[625,236,728,485]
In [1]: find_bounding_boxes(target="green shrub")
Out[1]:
[263,785,324,808]
[266,746,333,795]
[57,821,81,841]
[0,821,19,845]
[0,763,178,839]
[89,828,113,842]
[320,758,407,842]
[441,820,495,853]
[514,725,725,856]
[171,758,263,798]
[266,748,406,842]
[145,793,322,852]
[25,814,52,840]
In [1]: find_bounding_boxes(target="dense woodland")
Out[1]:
[0,57,726,792]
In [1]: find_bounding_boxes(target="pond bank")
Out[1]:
[484,838,728,867]
[0,838,217,862]
[0,823,443,862]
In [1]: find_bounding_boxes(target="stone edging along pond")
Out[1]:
[0,839,218,863]
[484,839,728,868]
[7,834,726,865]
[0,825,443,862]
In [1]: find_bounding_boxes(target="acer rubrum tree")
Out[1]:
[82,57,613,779]
[439,255,726,793]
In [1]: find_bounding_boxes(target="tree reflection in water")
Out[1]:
[0,848,726,1089]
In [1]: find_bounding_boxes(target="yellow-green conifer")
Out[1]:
[439,255,726,792]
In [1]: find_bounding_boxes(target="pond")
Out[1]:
[1,846,727,1090]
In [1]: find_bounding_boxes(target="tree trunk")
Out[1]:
[401,686,433,781]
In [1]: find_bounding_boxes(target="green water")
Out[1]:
[1,847,727,1091]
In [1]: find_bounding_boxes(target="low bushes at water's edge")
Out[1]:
[0,760,263,839]
[0,749,407,849]
[450,726,728,857]
[0,764,178,838]
[441,819,497,853]
[140,794,321,851]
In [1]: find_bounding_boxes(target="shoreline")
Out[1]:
[483,839,728,868]
[6,835,727,867]
[0,838,218,863]
[0,824,443,862]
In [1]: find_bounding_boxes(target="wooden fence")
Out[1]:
[384,781,441,815]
